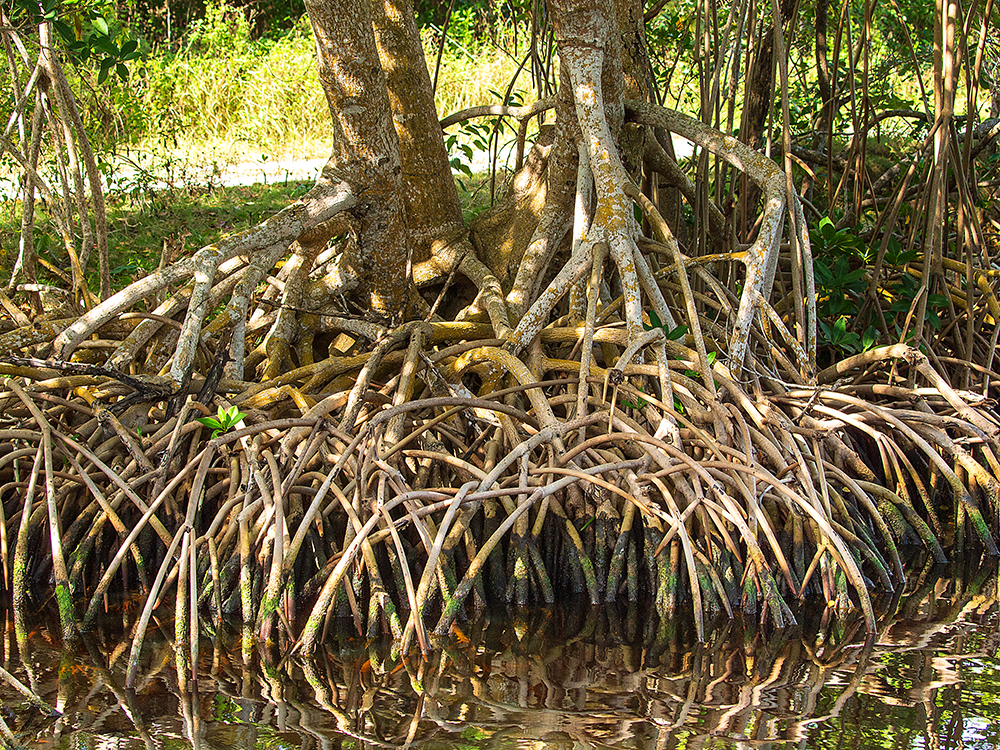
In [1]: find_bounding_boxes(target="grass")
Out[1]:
[0,181,313,298]
[0,3,532,298]
[118,7,533,176]
[0,169,498,299]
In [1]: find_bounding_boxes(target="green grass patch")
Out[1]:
[0,181,312,299]
[0,169,496,305]
[122,4,532,170]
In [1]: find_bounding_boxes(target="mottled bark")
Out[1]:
[305,0,410,318]
[371,0,464,259]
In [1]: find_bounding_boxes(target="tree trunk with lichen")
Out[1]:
[371,0,465,260]
[304,0,411,319]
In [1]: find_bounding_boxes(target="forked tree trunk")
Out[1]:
[304,0,411,318]
[371,0,465,260]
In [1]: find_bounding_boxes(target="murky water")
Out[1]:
[3,558,1000,750]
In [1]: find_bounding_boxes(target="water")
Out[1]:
[2,560,1000,750]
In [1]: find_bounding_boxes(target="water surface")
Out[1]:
[3,559,1000,750]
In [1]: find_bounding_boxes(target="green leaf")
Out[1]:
[116,63,128,81]
[92,16,109,35]
[54,20,75,43]
[819,216,837,243]
[862,326,879,351]
[97,57,114,84]
[197,416,223,430]
[665,324,687,341]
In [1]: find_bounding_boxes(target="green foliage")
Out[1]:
[182,0,254,55]
[811,218,874,356]
[812,218,868,318]
[0,180,308,293]
[619,384,648,411]
[643,309,687,341]
[445,89,525,180]
[9,0,141,78]
[197,405,247,438]
[811,216,955,358]
[138,5,325,155]
[417,0,530,50]
[3,0,145,153]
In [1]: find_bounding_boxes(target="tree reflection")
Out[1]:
[2,555,1000,749]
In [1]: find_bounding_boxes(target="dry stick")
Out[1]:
[295,490,423,656]
[813,391,998,551]
[54,181,357,358]
[62,451,149,591]
[504,232,599,356]
[339,323,422,431]
[818,459,906,579]
[174,528,191,692]
[611,327,678,434]
[433,458,647,636]
[449,346,562,434]
[384,325,427,451]
[207,537,223,627]
[95,405,156,473]
[0,457,8,595]
[39,22,109,299]
[626,101,789,371]
[12,99,44,303]
[238,452,254,659]
[439,97,556,129]
[380,487,426,654]
[626,183,717,396]
[256,446,290,641]
[7,380,74,643]
[568,142,595,323]
[11,444,41,659]
[327,475,402,641]
[180,447,214,684]
[188,517,199,686]
[575,240,608,440]
[53,431,174,547]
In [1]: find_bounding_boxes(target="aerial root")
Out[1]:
[3,305,998,654]
[0,89,997,669]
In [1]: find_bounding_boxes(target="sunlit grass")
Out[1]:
[130,16,533,170]
[0,181,312,295]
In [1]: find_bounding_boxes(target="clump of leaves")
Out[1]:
[197,405,246,438]
[811,217,880,355]
[643,310,687,340]
[620,384,648,411]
